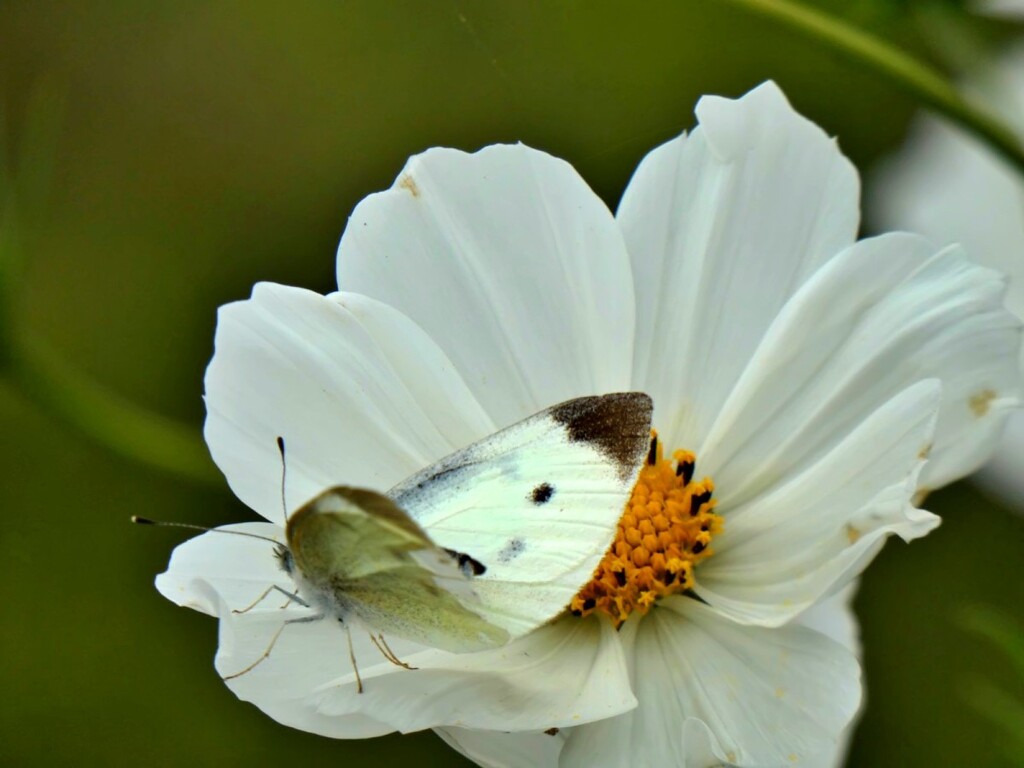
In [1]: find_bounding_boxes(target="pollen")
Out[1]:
[570,430,722,626]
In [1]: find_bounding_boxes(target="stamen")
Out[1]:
[570,430,722,626]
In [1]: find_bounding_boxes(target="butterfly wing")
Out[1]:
[388,392,653,636]
[339,558,509,653]
[286,487,508,652]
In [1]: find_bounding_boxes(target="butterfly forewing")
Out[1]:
[387,392,653,636]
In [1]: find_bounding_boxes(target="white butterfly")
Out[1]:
[149,392,653,689]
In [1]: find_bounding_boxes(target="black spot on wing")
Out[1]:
[549,393,653,481]
[497,537,526,564]
[443,547,487,576]
[531,482,554,505]
[544,727,560,736]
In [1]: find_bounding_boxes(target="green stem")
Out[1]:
[4,333,221,486]
[717,0,1024,176]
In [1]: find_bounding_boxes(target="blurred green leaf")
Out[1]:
[913,3,1001,74]
[959,605,1024,765]
[963,681,1024,766]
[13,76,64,214]
[960,605,1024,684]
[0,78,218,485]
[5,333,219,485]
[0,78,63,364]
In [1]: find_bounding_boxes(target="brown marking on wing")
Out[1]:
[549,393,653,481]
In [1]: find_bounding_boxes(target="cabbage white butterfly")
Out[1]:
[143,392,653,691]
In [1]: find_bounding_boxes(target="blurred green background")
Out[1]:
[1,1,1022,765]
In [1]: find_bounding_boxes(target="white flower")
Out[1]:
[976,0,1024,20]
[871,42,1024,511]
[155,82,1022,767]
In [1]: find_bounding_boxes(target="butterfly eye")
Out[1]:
[274,543,294,574]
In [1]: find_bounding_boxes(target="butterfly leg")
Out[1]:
[369,633,417,670]
[343,622,364,694]
[223,613,324,680]
[233,584,310,614]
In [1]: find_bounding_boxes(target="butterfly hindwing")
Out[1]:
[339,559,509,652]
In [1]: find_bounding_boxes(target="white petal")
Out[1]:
[155,524,404,702]
[975,413,1024,509]
[699,235,1022,507]
[797,583,860,655]
[336,143,635,428]
[871,77,1024,319]
[311,614,636,733]
[436,727,564,768]
[619,81,859,450]
[256,702,392,740]
[154,523,289,617]
[796,585,862,768]
[214,595,401,703]
[162,533,631,736]
[870,51,1024,507]
[204,282,494,520]
[154,524,402,737]
[431,596,865,768]
[695,380,942,626]
[560,600,861,768]
[976,0,1024,21]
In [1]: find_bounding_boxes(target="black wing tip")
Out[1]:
[550,392,652,420]
[549,392,653,480]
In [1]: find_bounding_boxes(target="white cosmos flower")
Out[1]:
[871,41,1024,511]
[976,0,1024,19]
[156,82,1022,767]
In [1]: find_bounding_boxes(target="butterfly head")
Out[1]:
[274,543,295,575]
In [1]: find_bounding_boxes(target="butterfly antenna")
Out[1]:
[277,436,288,527]
[131,517,281,546]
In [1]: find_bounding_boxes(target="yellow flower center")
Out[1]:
[570,430,722,626]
